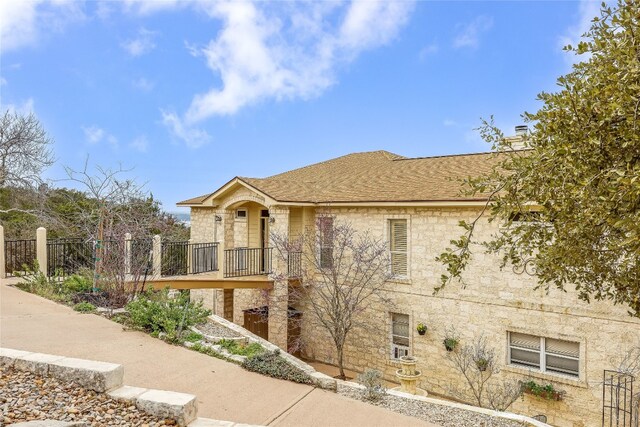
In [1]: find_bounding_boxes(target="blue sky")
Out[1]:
[0,0,600,213]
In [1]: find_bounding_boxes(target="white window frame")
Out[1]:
[235,208,248,220]
[385,216,410,280]
[390,312,410,360]
[508,332,580,378]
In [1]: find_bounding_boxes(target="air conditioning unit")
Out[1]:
[391,344,409,360]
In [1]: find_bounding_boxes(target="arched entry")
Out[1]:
[224,200,272,278]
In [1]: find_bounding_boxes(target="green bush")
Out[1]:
[218,339,264,357]
[73,302,96,313]
[125,288,211,343]
[242,350,313,384]
[63,272,93,294]
[16,262,67,302]
[183,331,203,343]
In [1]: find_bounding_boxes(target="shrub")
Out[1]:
[357,369,386,401]
[183,331,203,343]
[73,302,96,313]
[218,339,264,357]
[521,380,564,401]
[16,262,67,301]
[242,350,313,384]
[63,272,93,294]
[125,288,211,343]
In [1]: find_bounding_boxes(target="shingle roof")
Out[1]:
[178,150,506,205]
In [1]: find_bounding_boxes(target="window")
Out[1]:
[509,332,580,377]
[235,209,247,219]
[391,313,410,359]
[389,219,408,277]
[318,217,334,269]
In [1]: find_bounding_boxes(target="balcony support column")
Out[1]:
[267,206,290,350]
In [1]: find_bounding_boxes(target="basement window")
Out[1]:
[508,332,580,378]
[391,313,410,360]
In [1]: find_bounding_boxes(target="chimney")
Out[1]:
[498,125,528,151]
[515,125,528,137]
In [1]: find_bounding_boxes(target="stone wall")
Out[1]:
[292,207,640,427]
[187,197,640,426]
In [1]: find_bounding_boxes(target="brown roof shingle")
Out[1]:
[177,150,508,205]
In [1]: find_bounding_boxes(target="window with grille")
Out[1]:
[389,219,408,277]
[318,217,334,269]
[508,332,580,377]
[391,313,410,359]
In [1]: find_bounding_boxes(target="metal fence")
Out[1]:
[161,241,218,277]
[224,247,272,278]
[47,238,94,277]
[288,251,302,278]
[4,239,36,277]
[603,370,635,427]
[191,243,218,274]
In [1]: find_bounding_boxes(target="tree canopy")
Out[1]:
[438,1,640,317]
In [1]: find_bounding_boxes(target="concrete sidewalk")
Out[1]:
[0,279,435,427]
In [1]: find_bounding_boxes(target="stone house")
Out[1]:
[178,144,640,427]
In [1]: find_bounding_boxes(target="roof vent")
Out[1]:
[515,125,528,136]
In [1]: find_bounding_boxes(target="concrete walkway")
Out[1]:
[0,279,436,427]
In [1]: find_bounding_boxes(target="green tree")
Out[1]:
[437,1,640,317]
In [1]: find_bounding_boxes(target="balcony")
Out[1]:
[224,247,273,278]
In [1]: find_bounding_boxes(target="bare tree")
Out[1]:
[446,335,522,411]
[0,110,54,189]
[271,214,393,379]
[62,159,187,305]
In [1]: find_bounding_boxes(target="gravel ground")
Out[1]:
[0,367,175,426]
[339,387,527,427]
[195,320,242,339]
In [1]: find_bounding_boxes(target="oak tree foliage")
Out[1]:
[437,1,640,317]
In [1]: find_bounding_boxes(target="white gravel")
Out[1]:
[195,320,242,339]
[339,387,527,427]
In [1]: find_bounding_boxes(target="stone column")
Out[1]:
[0,225,5,278]
[223,289,234,321]
[267,206,290,350]
[215,210,233,276]
[124,233,132,276]
[187,238,193,274]
[36,227,47,276]
[152,235,162,277]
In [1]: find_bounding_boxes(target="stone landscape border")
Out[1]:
[0,348,260,427]
[205,314,337,390]
[207,315,550,427]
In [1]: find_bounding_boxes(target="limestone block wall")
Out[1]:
[293,206,640,427]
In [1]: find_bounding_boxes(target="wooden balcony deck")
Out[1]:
[143,272,273,290]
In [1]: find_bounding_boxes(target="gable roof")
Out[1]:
[177,150,506,206]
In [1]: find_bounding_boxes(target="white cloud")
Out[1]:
[419,43,438,60]
[1,98,35,115]
[0,77,6,86]
[132,77,154,92]
[558,0,606,63]
[0,0,85,53]
[443,119,457,127]
[121,0,185,16]
[83,126,105,144]
[161,110,211,149]
[122,27,158,57]
[83,125,118,148]
[453,15,493,49]
[144,1,414,146]
[130,135,149,152]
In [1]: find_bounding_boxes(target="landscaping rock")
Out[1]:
[0,367,173,426]
[136,389,198,426]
